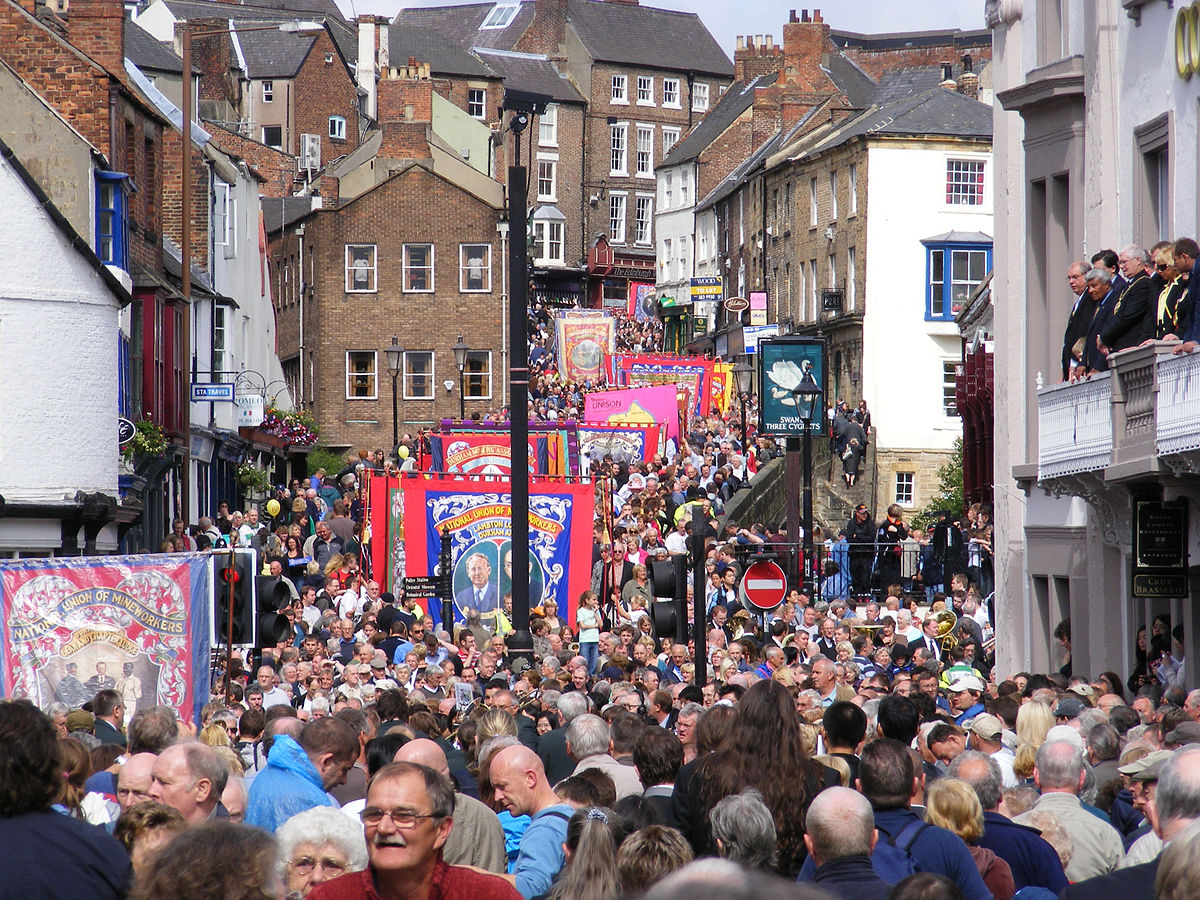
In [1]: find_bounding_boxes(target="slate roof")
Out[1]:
[389,24,496,78]
[562,0,731,76]
[233,24,318,79]
[263,195,320,233]
[399,0,731,77]
[661,73,776,167]
[160,0,337,25]
[871,61,988,105]
[397,2,535,53]
[473,48,585,104]
[125,17,187,74]
[814,87,992,149]
[831,26,991,52]
[823,52,876,108]
[922,230,993,244]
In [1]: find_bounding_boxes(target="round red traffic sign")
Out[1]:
[740,559,787,611]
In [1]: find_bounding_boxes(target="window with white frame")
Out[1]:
[829,170,838,220]
[809,258,817,316]
[662,126,680,156]
[346,351,377,399]
[611,73,628,103]
[328,116,346,140]
[828,253,837,288]
[480,3,518,28]
[539,103,557,145]
[678,234,689,279]
[610,123,628,175]
[467,88,486,119]
[404,351,434,399]
[847,246,857,310]
[798,262,807,319]
[533,219,564,265]
[345,244,377,292]
[895,472,915,506]
[637,75,654,105]
[662,238,673,280]
[213,305,230,377]
[262,125,282,149]
[213,182,236,249]
[536,157,557,201]
[809,177,818,226]
[691,82,709,111]
[679,169,689,207]
[609,193,627,243]
[663,171,673,209]
[946,159,986,205]
[403,243,434,292]
[635,125,654,177]
[662,77,680,108]
[459,243,491,292]
[849,163,858,215]
[262,81,273,102]
[634,194,653,245]
[697,225,707,262]
[464,350,491,399]
[943,361,959,416]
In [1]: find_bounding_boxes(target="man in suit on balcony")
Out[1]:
[1061,260,1094,380]
[1098,245,1155,357]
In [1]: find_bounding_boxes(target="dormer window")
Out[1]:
[481,3,518,28]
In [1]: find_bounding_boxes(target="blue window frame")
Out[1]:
[922,241,991,321]
[96,171,130,269]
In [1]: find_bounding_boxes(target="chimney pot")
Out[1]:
[962,53,973,73]
[813,9,821,22]
[765,35,774,49]
[801,9,809,22]
[736,35,745,50]
[940,61,953,81]
[409,56,417,67]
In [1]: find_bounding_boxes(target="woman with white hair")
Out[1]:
[276,806,368,897]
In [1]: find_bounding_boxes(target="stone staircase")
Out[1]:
[812,438,876,535]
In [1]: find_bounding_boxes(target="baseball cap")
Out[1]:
[1044,725,1085,751]
[1132,749,1176,782]
[1052,696,1086,718]
[947,675,985,693]
[370,658,387,670]
[1166,722,1200,746]
[968,713,1004,741]
[1068,683,1096,699]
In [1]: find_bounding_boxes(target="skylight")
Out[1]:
[481,3,519,29]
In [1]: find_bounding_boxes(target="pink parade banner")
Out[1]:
[583,384,680,442]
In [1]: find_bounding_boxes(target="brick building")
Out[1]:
[399,0,732,309]
[270,64,506,448]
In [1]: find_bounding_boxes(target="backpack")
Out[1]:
[870,818,929,882]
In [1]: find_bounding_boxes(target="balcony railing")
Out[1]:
[1036,343,1200,483]
[1038,371,1112,479]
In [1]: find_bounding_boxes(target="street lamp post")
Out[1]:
[794,381,823,594]
[731,359,753,452]
[384,336,404,454]
[451,334,469,420]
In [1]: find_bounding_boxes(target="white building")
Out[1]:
[0,141,126,554]
[990,0,1200,681]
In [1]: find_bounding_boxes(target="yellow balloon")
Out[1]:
[398,445,410,459]
[265,498,281,517]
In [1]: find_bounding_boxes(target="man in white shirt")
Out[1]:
[967,714,1017,787]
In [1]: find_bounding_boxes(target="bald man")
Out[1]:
[804,786,892,900]
[117,752,158,810]
[394,739,505,873]
[488,744,574,899]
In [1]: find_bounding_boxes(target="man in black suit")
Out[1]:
[1099,245,1155,356]
[455,552,499,619]
[1058,745,1200,900]
[1061,260,1094,379]
[92,689,126,748]
[536,691,589,786]
[908,614,944,666]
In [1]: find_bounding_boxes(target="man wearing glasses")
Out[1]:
[308,761,519,900]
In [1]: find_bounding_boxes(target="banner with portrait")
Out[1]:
[555,314,615,383]
[0,553,212,724]
[610,354,715,417]
[402,476,594,630]
[422,432,569,477]
[576,423,662,467]
[629,281,657,322]
[583,383,681,442]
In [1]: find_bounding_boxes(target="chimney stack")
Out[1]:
[782,8,833,90]
[515,0,566,56]
[357,15,390,121]
[67,0,125,76]
[377,62,433,159]
[734,31,784,83]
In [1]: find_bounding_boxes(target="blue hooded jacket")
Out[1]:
[244,734,335,832]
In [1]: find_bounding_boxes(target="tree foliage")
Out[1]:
[912,438,964,530]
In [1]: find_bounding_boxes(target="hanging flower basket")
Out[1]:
[259,407,319,445]
[237,461,273,493]
[121,418,168,463]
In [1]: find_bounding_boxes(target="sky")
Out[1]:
[338,0,988,53]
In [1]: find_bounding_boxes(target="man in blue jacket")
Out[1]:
[949,751,1068,893]
[245,716,359,832]
[858,739,992,900]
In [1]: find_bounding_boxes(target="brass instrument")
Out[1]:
[934,610,959,651]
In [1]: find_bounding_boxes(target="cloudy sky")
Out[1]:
[340,0,988,52]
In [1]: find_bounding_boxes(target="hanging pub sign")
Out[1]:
[1132,499,1188,598]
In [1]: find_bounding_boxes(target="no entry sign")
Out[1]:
[740,559,787,611]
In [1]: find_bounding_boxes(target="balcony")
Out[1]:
[1036,342,1200,486]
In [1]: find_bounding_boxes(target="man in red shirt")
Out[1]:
[307,761,519,900]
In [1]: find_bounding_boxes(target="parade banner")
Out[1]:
[711,361,735,415]
[422,432,568,476]
[611,354,715,417]
[577,423,662,466]
[402,476,594,630]
[583,384,680,442]
[555,314,615,382]
[368,473,406,597]
[630,281,657,321]
[0,553,212,724]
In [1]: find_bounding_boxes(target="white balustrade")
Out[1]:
[1038,373,1113,480]
[1156,350,1200,455]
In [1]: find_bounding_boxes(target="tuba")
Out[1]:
[934,610,959,651]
